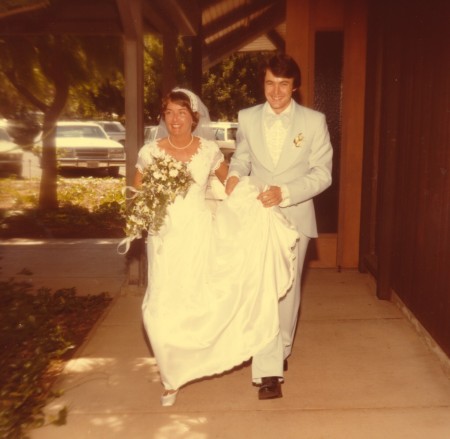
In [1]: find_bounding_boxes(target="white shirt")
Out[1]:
[263,101,292,206]
[263,101,291,167]
[228,100,294,206]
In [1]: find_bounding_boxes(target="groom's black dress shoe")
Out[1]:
[258,377,283,400]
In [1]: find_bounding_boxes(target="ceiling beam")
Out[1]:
[0,20,123,35]
[116,0,140,39]
[0,0,124,35]
[0,0,200,37]
[140,0,173,35]
[203,2,285,70]
[0,0,49,19]
[266,28,285,52]
[0,0,198,36]
[198,0,223,9]
[203,0,280,40]
[151,0,200,36]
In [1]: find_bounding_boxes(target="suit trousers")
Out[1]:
[252,231,310,382]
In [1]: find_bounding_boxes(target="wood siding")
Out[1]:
[360,0,450,356]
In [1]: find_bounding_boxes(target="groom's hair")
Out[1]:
[258,53,302,89]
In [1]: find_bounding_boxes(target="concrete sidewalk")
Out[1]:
[1,240,449,438]
[0,238,126,295]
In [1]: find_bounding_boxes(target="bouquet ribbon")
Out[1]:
[117,186,141,255]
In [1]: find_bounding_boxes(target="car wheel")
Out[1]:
[107,167,120,177]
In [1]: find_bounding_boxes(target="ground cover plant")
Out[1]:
[0,278,112,439]
[0,176,126,239]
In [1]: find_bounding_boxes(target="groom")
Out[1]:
[225,53,333,399]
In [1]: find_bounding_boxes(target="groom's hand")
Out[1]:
[225,176,240,195]
[257,186,282,208]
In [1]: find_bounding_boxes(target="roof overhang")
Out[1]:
[0,0,200,36]
[0,0,284,69]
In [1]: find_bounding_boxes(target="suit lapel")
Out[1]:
[251,105,275,171]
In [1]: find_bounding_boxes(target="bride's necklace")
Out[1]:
[168,135,194,150]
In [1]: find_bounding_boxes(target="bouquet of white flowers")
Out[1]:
[123,155,193,244]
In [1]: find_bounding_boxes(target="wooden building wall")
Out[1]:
[360,0,450,356]
[286,0,367,268]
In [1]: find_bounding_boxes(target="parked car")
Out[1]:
[144,125,158,143]
[95,121,126,145]
[209,122,238,148]
[0,121,23,177]
[209,121,238,162]
[38,121,125,177]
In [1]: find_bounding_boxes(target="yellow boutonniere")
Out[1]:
[294,132,304,147]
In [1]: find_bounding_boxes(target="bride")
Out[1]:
[131,88,298,406]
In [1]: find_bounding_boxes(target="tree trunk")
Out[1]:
[38,76,69,210]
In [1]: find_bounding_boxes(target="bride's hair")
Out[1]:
[161,90,200,132]
[151,88,214,142]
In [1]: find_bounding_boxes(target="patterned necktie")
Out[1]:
[265,113,290,129]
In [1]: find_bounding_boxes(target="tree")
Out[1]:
[0,34,122,209]
[89,80,125,120]
[202,52,270,121]
[143,35,163,124]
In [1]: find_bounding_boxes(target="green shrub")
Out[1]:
[0,280,112,439]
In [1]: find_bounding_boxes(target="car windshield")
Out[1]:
[103,123,124,132]
[228,128,237,140]
[213,127,237,141]
[214,129,225,141]
[56,125,107,139]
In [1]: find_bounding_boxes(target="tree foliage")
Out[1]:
[143,35,163,124]
[202,52,270,121]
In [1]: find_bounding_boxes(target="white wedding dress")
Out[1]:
[137,139,299,391]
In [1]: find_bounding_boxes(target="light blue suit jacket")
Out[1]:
[229,101,333,238]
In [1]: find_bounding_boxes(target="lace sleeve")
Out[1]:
[210,141,225,172]
[136,142,155,173]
